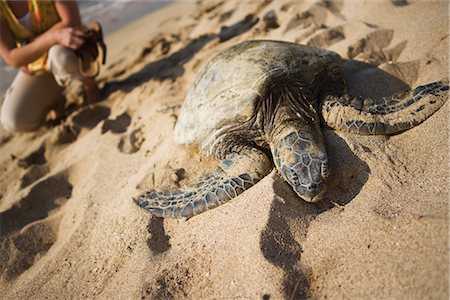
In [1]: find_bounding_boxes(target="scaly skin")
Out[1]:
[135,149,272,218]
[321,81,449,135]
[135,40,448,219]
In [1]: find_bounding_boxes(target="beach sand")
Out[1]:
[0,0,448,298]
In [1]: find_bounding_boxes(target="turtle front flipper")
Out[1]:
[321,81,449,135]
[135,149,272,218]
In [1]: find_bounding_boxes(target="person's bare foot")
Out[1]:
[82,78,101,105]
[47,98,66,122]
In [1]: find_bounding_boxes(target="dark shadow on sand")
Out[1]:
[103,34,217,97]
[101,111,132,134]
[0,172,72,280]
[260,185,315,299]
[17,144,46,169]
[342,59,411,100]
[0,172,72,237]
[260,61,413,298]
[147,216,171,255]
[219,14,259,42]
[71,105,111,129]
[102,13,262,98]
[261,131,370,299]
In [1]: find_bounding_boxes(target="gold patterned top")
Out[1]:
[0,0,61,71]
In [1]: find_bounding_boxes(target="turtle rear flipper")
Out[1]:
[135,149,272,218]
[321,81,449,135]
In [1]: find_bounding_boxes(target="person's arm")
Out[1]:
[0,0,85,69]
[46,0,83,33]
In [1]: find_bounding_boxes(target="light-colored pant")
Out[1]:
[1,45,86,132]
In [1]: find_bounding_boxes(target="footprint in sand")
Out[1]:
[17,144,46,169]
[263,10,280,31]
[0,216,61,281]
[218,14,259,42]
[71,105,111,129]
[101,112,132,134]
[285,11,319,33]
[16,144,49,189]
[118,127,145,154]
[20,164,50,189]
[281,1,346,43]
[306,26,346,48]
[346,28,394,60]
[0,172,72,280]
[303,21,408,68]
[45,105,111,146]
[284,0,344,33]
[391,0,409,6]
[49,124,80,146]
[218,9,234,23]
[348,36,408,66]
[192,0,225,20]
[133,34,177,67]
[142,266,190,299]
[0,133,12,146]
[0,172,72,237]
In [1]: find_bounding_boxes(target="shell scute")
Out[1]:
[174,40,342,148]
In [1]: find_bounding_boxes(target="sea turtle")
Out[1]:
[135,40,448,218]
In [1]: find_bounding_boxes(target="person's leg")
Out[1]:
[47,45,100,104]
[0,71,64,132]
[81,77,101,104]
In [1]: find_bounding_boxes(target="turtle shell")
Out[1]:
[174,40,342,149]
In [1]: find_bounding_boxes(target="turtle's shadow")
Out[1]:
[261,131,369,299]
[324,130,371,203]
[259,62,412,297]
[146,216,171,255]
[342,59,411,99]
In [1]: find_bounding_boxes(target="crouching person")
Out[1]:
[0,0,105,132]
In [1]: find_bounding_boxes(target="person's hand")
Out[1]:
[20,65,35,75]
[53,27,85,50]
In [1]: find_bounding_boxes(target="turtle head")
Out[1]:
[272,130,329,202]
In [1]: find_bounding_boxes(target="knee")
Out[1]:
[0,98,39,133]
[0,109,15,132]
[0,114,39,132]
[48,45,79,72]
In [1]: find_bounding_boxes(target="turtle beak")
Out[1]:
[294,183,327,202]
[293,181,326,202]
[298,191,316,202]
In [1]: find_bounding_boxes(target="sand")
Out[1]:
[0,0,448,299]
